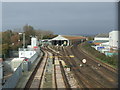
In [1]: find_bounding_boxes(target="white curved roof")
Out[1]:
[52,35,68,40]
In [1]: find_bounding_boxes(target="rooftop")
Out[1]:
[52,35,86,40]
[93,40,109,43]
[95,33,109,38]
[62,35,86,40]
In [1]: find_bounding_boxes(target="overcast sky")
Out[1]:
[2,2,118,35]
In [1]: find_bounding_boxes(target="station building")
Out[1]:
[51,35,87,46]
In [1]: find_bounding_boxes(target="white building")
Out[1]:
[109,30,119,49]
[94,33,109,41]
[31,37,37,48]
[92,30,119,56]
[19,49,36,58]
[10,58,24,72]
[19,37,38,58]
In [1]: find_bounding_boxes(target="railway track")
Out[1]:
[24,50,49,89]
[46,46,72,89]
[70,44,118,87]
[79,43,118,73]
[47,46,91,88]
[24,47,71,89]
[47,45,118,88]
[62,46,105,88]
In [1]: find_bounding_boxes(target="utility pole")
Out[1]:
[23,33,25,49]
[41,34,43,40]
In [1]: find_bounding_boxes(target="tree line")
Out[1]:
[1,25,57,59]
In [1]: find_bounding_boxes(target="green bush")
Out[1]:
[81,41,118,68]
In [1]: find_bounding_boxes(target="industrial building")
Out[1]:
[94,33,109,41]
[51,35,87,46]
[92,30,119,56]
[19,37,38,58]
[109,30,119,49]
[93,33,109,45]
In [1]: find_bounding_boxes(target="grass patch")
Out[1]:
[80,41,118,69]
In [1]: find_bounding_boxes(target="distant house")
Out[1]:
[94,33,109,41]
[92,31,119,56]
[93,33,109,45]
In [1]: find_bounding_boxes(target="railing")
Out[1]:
[2,49,41,89]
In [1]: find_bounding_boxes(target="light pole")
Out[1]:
[19,33,25,50]
[23,33,25,49]
[19,32,26,58]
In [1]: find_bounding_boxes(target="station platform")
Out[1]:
[54,56,66,88]
[15,53,43,88]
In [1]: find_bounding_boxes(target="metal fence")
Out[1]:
[2,50,41,89]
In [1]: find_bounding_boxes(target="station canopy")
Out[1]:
[51,35,86,40]
[51,35,68,40]
[51,35,86,46]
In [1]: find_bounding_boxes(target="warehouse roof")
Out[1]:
[95,33,109,38]
[52,35,68,40]
[62,35,86,40]
[51,35,86,40]
[93,40,109,43]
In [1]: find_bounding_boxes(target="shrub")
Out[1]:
[81,41,118,68]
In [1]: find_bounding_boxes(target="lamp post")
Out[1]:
[23,33,25,49]
[19,32,26,57]
[19,33,25,50]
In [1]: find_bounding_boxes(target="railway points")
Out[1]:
[46,44,118,88]
[16,48,71,89]
[14,43,118,89]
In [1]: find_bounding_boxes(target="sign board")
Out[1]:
[66,68,70,71]
[49,56,53,58]
[80,64,83,67]
[82,59,86,64]
[97,47,104,49]
[69,55,74,58]
[33,46,38,48]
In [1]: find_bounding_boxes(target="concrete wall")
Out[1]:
[2,63,23,89]
[2,51,40,89]
[11,58,24,72]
